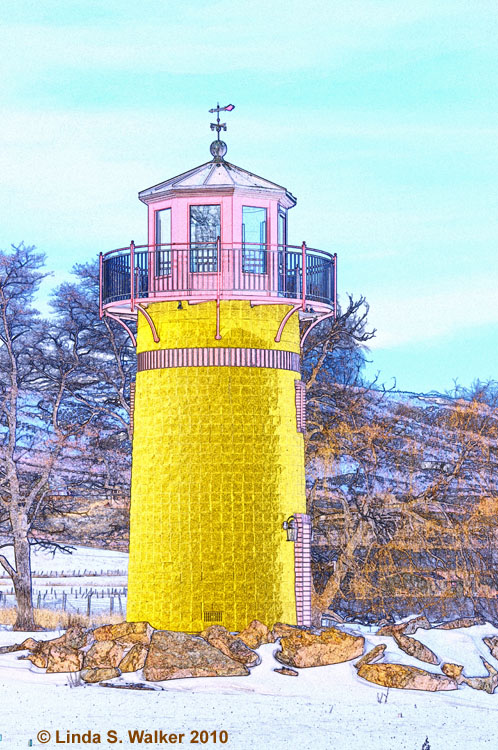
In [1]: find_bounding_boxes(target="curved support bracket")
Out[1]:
[137,304,160,343]
[275,304,301,343]
[104,311,137,348]
[300,310,336,351]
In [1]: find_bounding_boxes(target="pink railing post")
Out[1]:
[99,252,103,319]
[215,235,222,340]
[301,241,307,311]
[149,241,155,298]
[130,240,135,312]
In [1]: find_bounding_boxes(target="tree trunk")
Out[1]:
[311,570,342,627]
[12,514,36,631]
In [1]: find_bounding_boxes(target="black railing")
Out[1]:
[101,242,336,311]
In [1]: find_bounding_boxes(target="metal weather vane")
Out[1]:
[209,102,235,140]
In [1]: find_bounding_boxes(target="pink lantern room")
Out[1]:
[100,107,336,344]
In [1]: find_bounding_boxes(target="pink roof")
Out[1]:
[139,159,297,207]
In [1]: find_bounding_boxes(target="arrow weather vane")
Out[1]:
[209,102,235,140]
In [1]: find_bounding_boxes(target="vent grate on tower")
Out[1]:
[203,611,223,623]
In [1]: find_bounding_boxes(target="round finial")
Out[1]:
[208,103,234,162]
[210,140,228,161]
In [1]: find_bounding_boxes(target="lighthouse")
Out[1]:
[99,106,336,632]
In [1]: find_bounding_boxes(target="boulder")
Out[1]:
[436,617,485,630]
[18,639,52,668]
[92,621,153,646]
[201,626,260,667]
[0,637,39,655]
[0,644,20,655]
[41,627,93,651]
[272,623,307,640]
[354,644,387,670]
[403,616,431,635]
[46,644,84,673]
[99,682,161,691]
[277,627,364,668]
[81,667,121,683]
[201,625,227,642]
[17,628,92,665]
[376,622,408,637]
[238,620,274,649]
[274,667,298,676]
[461,658,498,694]
[357,663,458,691]
[377,616,431,637]
[393,634,439,665]
[26,650,49,669]
[84,640,125,669]
[226,638,260,667]
[18,637,40,652]
[483,636,498,660]
[119,644,149,674]
[59,626,94,650]
[143,631,249,681]
[442,663,464,683]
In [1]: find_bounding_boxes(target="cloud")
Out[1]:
[366,275,498,350]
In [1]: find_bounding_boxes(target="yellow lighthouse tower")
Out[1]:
[100,106,336,632]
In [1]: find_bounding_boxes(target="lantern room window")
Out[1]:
[242,206,267,274]
[155,208,171,276]
[277,206,287,294]
[190,204,220,273]
[278,206,287,246]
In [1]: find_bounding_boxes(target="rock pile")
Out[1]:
[3,620,262,682]
[6,620,362,684]
[2,614,497,694]
[354,615,498,693]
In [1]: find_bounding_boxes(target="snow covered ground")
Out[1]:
[0,547,497,749]
[0,546,128,615]
[1,623,498,750]
[0,544,129,576]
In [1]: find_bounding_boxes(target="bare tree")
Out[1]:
[0,245,131,629]
[305,350,498,625]
[50,260,135,500]
[0,244,89,628]
[300,295,378,624]
[301,296,498,625]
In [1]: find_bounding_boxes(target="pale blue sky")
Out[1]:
[0,1,496,392]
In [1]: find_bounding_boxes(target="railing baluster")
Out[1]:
[301,241,307,311]
[130,240,135,312]
[99,252,103,319]
[333,253,337,319]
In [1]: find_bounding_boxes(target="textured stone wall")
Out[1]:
[127,300,306,632]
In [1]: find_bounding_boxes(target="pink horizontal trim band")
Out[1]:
[138,347,301,373]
